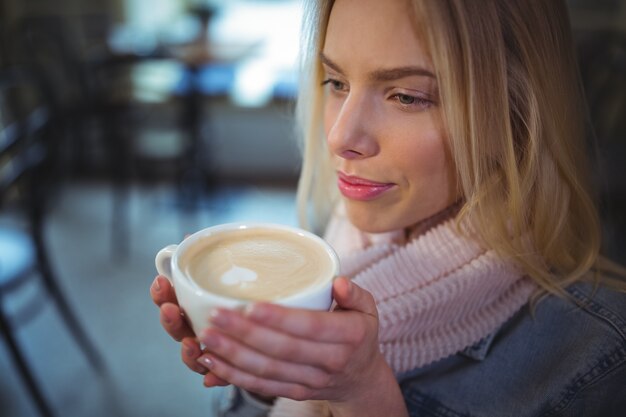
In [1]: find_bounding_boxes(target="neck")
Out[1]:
[403,199,464,243]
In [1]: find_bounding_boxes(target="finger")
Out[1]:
[181,337,230,386]
[332,277,378,318]
[244,301,371,344]
[198,354,316,401]
[202,372,230,388]
[160,302,195,341]
[151,276,177,307]
[181,337,208,374]
[207,308,351,371]
[199,328,331,389]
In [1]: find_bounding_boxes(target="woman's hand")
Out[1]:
[197,277,408,416]
[150,275,229,387]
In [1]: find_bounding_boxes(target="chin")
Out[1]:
[343,199,454,235]
[344,204,407,234]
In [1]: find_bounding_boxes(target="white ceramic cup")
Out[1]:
[155,222,340,336]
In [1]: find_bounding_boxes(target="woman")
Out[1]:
[151,0,626,416]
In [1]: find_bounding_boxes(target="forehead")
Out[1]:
[323,0,432,72]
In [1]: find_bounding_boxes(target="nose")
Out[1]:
[325,93,379,160]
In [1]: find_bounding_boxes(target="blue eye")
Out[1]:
[321,78,346,91]
[397,94,416,105]
[391,92,433,110]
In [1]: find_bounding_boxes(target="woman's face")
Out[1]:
[322,0,459,233]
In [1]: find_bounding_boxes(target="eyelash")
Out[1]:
[321,78,347,92]
[321,78,433,110]
[390,93,433,109]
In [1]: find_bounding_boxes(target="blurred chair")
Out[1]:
[0,67,105,417]
[10,15,134,257]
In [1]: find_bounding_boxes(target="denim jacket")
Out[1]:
[399,282,626,417]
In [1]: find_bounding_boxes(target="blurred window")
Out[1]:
[116,0,302,106]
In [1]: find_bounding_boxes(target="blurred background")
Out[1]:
[0,0,623,416]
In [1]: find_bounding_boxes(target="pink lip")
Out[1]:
[337,172,395,201]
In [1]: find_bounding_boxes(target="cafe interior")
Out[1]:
[0,0,624,416]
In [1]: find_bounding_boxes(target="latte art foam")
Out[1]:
[220,265,258,286]
[181,228,334,301]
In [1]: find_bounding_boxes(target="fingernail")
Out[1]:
[202,333,219,349]
[197,356,213,369]
[152,277,161,292]
[244,303,267,320]
[209,308,227,327]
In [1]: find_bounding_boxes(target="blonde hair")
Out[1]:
[295,0,337,233]
[295,0,623,295]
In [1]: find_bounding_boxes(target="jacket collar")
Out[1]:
[459,330,499,361]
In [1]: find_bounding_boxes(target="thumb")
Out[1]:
[332,277,378,317]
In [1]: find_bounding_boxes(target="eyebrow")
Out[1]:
[319,52,436,81]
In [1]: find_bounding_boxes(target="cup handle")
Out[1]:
[155,244,178,283]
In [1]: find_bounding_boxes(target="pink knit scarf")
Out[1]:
[269,211,536,417]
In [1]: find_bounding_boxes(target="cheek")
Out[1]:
[396,130,458,205]
[397,130,449,179]
[323,99,339,138]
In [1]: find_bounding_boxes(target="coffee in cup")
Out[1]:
[155,222,339,335]
[181,227,335,301]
